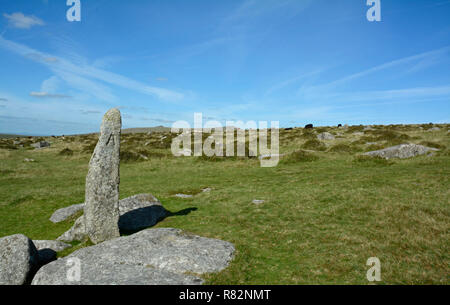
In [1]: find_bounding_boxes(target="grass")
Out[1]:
[0,124,449,284]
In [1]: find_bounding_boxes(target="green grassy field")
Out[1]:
[0,124,449,284]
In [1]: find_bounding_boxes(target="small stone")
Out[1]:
[317,132,335,141]
[31,141,50,149]
[252,199,265,205]
[175,194,193,198]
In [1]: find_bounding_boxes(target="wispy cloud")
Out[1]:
[0,36,185,102]
[3,12,45,29]
[80,110,102,115]
[29,92,71,99]
[0,98,8,102]
[303,46,450,93]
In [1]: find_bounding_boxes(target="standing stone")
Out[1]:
[84,108,121,244]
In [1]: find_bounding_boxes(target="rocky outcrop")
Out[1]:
[364,144,438,159]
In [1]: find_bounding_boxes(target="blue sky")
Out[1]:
[0,0,449,135]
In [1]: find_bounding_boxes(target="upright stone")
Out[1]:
[84,108,121,244]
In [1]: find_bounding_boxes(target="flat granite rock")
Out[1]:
[34,228,235,285]
[33,240,72,252]
[49,203,85,223]
[364,144,438,159]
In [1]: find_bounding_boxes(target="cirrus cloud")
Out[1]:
[3,12,45,29]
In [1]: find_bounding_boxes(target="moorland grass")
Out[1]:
[0,125,449,284]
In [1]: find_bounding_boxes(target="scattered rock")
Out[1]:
[175,194,194,199]
[31,141,50,149]
[202,188,212,193]
[364,144,438,159]
[317,132,335,141]
[258,154,285,160]
[84,108,121,244]
[33,228,235,285]
[24,158,35,162]
[428,127,440,131]
[0,234,40,285]
[50,203,85,223]
[353,132,364,136]
[252,199,265,205]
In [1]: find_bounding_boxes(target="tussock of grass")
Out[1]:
[81,143,96,154]
[59,148,74,156]
[280,150,319,164]
[329,143,361,153]
[365,144,386,152]
[419,141,446,150]
[301,139,327,151]
[353,155,394,166]
[120,150,147,163]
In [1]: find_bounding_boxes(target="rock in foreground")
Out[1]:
[34,228,235,285]
[364,144,438,159]
[0,234,40,285]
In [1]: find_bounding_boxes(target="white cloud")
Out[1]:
[30,92,71,98]
[0,36,185,102]
[3,12,44,29]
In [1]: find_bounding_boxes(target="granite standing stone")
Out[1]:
[84,108,122,244]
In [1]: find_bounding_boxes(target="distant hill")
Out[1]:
[121,126,171,134]
[0,133,30,139]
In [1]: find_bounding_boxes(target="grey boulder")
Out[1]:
[0,234,40,285]
[317,132,335,140]
[364,144,438,159]
[33,228,235,285]
[50,203,85,223]
[31,141,50,149]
